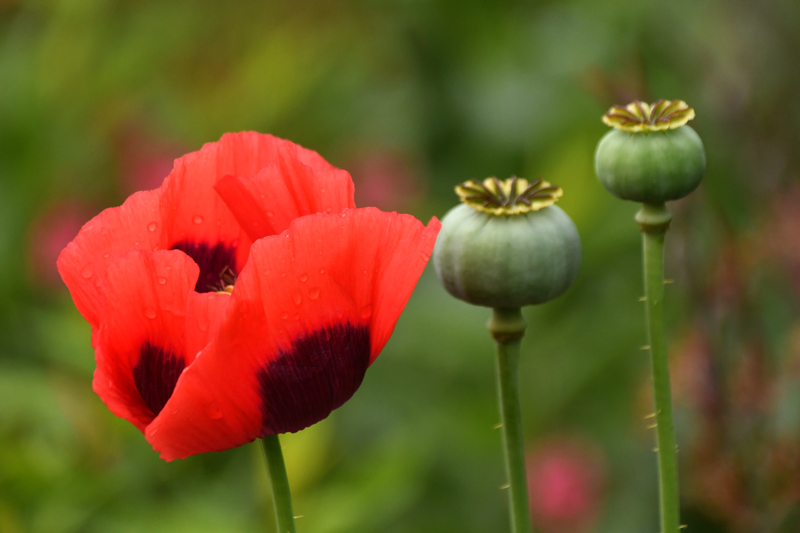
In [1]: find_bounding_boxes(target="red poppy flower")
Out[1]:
[58,132,440,459]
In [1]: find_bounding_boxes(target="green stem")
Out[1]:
[636,203,680,533]
[488,307,533,533]
[260,435,297,533]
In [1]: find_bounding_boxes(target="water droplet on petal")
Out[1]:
[144,308,157,319]
[280,272,286,278]
[165,265,172,271]
[199,322,208,332]
[205,402,223,420]
[193,215,204,224]
[308,288,320,299]
[103,253,110,259]
[293,313,299,320]
[360,306,372,319]
[325,207,332,213]
[281,312,289,320]
[81,268,93,279]
[157,277,167,285]
[147,222,157,232]
[266,211,274,217]
[299,273,308,282]
[293,293,302,305]
[134,241,140,246]
[319,268,325,274]
[321,188,326,193]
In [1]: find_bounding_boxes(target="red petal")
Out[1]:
[57,190,163,337]
[159,135,257,275]
[146,208,439,460]
[215,144,355,242]
[93,250,198,432]
[185,291,231,360]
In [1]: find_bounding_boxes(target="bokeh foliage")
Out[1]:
[2,0,800,532]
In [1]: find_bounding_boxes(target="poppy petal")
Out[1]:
[57,189,163,336]
[146,208,439,460]
[185,291,232,361]
[215,147,355,242]
[93,249,198,432]
[159,139,254,291]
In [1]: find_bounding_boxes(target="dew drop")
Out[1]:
[147,222,158,232]
[341,212,347,217]
[94,279,102,288]
[80,268,93,279]
[100,228,108,234]
[165,265,172,270]
[325,207,332,213]
[144,308,157,319]
[299,273,308,282]
[134,241,140,247]
[293,313,299,320]
[199,322,208,332]
[266,211,274,217]
[360,306,372,319]
[319,268,325,274]
[157,276,167,285]
[308,288,320,299]
[281,312,289,320]
[321,188,326,193]
[103,253,110,259]
[281,272,286,278]
[205,402,223,420]
[293,293,302,305]
[193,215,204,224]
[260,193,265,199]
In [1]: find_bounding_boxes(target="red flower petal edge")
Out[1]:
[93,249,199,432]
[146,208,441,461]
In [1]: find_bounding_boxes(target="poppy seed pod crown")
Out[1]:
[433,177,581,308]
[594,100,706,203]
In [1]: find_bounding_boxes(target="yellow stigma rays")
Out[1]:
[455,177,563,216]
[602,100,696,133]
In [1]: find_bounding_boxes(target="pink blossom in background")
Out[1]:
[527,438,606,533]
[348,151,427,212]
[28,202,92,287]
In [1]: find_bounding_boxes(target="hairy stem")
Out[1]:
[260,435,297,533]
[488,307,533,533]
[637,203,680,533]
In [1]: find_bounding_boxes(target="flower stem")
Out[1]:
[636,203,680,533]
[260,435,297,533]
[488,307,533,533]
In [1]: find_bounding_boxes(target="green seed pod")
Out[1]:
[433,177,581,308]
[595,100,706,203]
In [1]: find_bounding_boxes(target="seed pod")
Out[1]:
[433,177,581,308]
[595,100,706,203]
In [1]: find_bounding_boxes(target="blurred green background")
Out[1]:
[3,0,800,532]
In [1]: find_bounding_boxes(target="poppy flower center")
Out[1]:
[171,241,239,293]
[133,342,185,417]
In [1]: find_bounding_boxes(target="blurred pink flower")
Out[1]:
[527,438,605,533]
[348,151,427,212]
[28,202,92,287]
